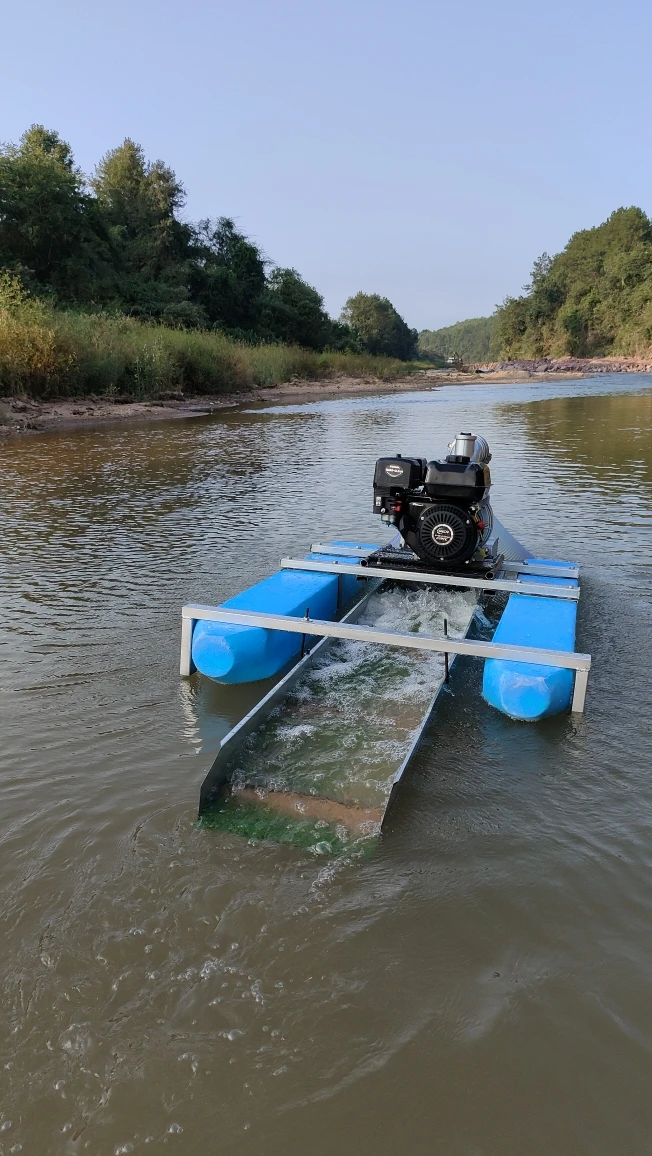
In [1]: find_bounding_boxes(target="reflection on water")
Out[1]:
[503,390,652,484]
[1,374,652,1154]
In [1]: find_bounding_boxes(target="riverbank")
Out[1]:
[3,358,651,439]
[0,365,573,438]
[0,375,435,437]
[0,289,425,405]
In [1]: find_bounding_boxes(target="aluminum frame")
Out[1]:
[181,603,591,712]
[279,556,580,601]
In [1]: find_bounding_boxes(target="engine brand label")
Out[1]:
[384,464,404,478]
[432,524,454,545]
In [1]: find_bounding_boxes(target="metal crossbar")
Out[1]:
[180,604,591,711]
[279,557,580,601]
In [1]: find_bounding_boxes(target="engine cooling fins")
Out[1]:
[416,502,477,563]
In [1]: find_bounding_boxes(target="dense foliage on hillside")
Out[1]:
[419,316,494,363]
[0,125,416,360]
[493,208,652,358]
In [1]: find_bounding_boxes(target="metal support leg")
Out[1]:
[180,615,196,677]
[571,668,589,713]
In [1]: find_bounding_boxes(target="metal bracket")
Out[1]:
[310,543,580,580]
[309,542,379,558]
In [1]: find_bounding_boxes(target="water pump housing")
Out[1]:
[372,435,493,567]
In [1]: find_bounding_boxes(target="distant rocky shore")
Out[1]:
[477,356,652,375]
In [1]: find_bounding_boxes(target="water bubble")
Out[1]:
[62,1123,72,1132]
[11,1145,22,1153]
[115,1145,134,1154]
[1,1121,12,1130]
[225,1029,243,1042]
[168,1123,183,1134]
[273,1066,287,1076]
[54,1080,65,1090]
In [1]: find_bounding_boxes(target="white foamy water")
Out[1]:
[226,585,478,809]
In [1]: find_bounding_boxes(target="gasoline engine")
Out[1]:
[372,433,494,568]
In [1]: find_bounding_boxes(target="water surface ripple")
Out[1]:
[1,374,652,1154]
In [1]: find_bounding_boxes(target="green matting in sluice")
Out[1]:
[198,797,376,858]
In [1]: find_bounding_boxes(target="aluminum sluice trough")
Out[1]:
[187,595,590,829]
[196,582,381,815]
[193,582,480,834]
[185,550,590,845]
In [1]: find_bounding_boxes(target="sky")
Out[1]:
[2,0,652,331]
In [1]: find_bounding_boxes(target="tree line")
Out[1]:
[493,207,652,359]
[418,316,494,363]
[0,125,418,360]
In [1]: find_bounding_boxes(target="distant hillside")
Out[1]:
[419,316,494,363]
[493,207,652,359]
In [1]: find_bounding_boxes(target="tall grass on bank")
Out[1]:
[0,276,422,400]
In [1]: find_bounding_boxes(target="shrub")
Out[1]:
[0,281,422,400]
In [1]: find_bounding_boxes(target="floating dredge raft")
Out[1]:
[181,433,590,852]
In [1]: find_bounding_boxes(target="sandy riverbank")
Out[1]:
[0,372,501,438]
[3,358,647,439]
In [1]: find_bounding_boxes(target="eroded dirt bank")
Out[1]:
[2,357,650,439]
[0,374,453,438]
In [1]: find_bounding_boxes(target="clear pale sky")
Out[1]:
[2,0,651,330]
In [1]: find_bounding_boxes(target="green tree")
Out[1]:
[91,139,194,320]
[0,125,111,302]
[260,267,333,349]
[189,217,266,334]
[340,292,418,359]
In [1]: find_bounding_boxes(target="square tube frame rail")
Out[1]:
[280,557,580,600]
[180,604,591,713]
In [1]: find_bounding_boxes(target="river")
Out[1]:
[1,374,652,1155]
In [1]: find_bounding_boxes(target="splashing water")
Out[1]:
[200,584,477,851]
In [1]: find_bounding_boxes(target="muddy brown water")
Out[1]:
[1,376,652,1155]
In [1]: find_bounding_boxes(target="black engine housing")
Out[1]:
[372,452,492,567]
